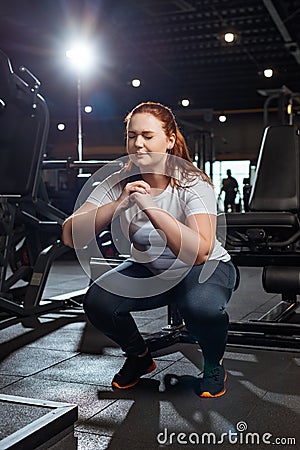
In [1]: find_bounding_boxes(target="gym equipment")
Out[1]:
[258,85,300,127]
[0,49,69,318]
[42,158,124,214]
[223,124,300,347]
[0,49,125,320]
[0,394,77,449]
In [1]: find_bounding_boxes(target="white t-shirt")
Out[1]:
[87,169,230,272]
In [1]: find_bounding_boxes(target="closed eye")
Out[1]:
[127,135,153,140]
[127,132,154,140]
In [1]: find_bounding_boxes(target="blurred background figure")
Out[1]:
[220,169,239,212]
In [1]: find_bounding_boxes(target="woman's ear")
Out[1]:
[167,133,176,149]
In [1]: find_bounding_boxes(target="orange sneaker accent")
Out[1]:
[112,379,140,389]
[112,360,156,390]
[147,360,157,373]
[200,388,226,398]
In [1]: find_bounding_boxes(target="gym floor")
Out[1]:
[0,259,299,449]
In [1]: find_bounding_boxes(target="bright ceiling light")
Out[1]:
[263,68,273,78]
[57,123,66,131]
[218,115,227,122]
[66,43,94,72]
[181,99,190,107]
[224,32,235,43]
[84,105,93,113]
[131,78,141,87]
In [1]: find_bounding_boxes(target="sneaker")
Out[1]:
[112,352,156,389]
[199,364,227,398]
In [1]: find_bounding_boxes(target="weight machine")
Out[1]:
[0,49,125,320]
[147,124,300,351]
[0,49,72,318]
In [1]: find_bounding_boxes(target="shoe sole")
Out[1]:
[199,369,227,398]
[200,388,226,398]
[112,361,157,389]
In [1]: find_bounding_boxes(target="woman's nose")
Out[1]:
[134,135,144,147]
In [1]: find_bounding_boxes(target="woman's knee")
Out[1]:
[180,302,226,324]
[83,282,116,318]
[178,283,229,322]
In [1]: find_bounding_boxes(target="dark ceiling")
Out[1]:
[1,0,300,120]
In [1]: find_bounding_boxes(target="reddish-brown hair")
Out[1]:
[124,101,212,187]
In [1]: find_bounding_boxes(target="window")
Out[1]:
[205,160,250,211]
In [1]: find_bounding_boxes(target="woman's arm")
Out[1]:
[131,192,216,266]
[62,180,151,249]
[62,201,120,249]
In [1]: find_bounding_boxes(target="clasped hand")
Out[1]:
[116,180,156,211]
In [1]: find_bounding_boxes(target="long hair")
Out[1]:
[124,101,213,187]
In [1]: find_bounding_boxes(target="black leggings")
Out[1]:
[83,260,236,366]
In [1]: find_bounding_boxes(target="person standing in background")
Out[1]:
[220,169,239,212]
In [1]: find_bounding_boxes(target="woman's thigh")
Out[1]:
[84,260,173,315]
[85,259,236,318]
[174,260,236,318]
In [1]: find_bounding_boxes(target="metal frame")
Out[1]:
[144,313,300,353]
[0,242,70,318]
[0,394,77,450]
